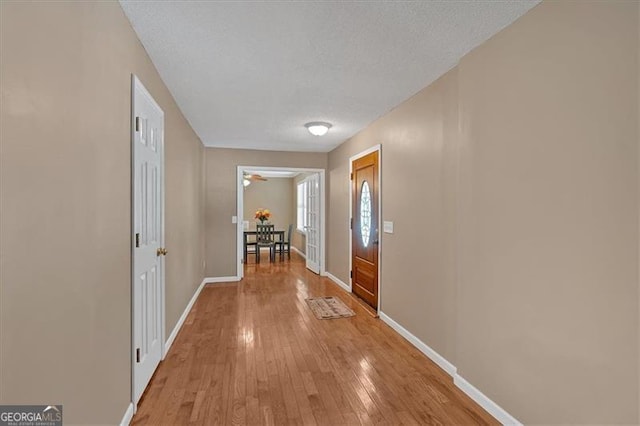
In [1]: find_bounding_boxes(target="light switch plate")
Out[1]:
[383,221,394,234]
[232,216,238,224]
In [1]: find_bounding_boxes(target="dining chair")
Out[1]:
[245,234,258,262]
[276,223,293,260]
[256,224,276,263]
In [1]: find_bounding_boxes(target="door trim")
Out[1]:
[349,144,382,311]
[130,74,166,412]
[236,166,326,279]
[300,173,320,273]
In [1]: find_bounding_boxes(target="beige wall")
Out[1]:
[0,2,205,424]
[327,1,639,423]
[456,2,637,423]
[205,148,326,277]
[328,69,459,361]
[243,177,293,232]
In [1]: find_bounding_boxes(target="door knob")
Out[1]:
[157,247,168,256]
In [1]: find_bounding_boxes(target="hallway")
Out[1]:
[131,254,496,425]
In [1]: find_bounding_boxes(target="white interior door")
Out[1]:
[132,76,165,404]
[305,174,320,274]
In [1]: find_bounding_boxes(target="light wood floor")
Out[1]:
[132,253,497,425]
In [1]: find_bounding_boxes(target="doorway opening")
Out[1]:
[236,166,326,279]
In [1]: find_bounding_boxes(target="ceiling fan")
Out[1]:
[244,173,267,182]
[243,172,267,187]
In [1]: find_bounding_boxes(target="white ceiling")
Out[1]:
[120,1,539,153]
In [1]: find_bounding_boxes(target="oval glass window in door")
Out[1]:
[360,181,371,247]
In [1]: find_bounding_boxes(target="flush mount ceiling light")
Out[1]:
[305,122,332,136]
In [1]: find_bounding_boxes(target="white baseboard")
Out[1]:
[379,311,457,376]
[322,271,351,293]
[454,374,522,426]
[204,276,241,284]
[164,277,207,356]
[378,311,520,425]
[120,402,134,426]
[291,246,306,259]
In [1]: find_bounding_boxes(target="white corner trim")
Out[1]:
[322,271,351,293]
[378,311,457,377]
[204,276,241,284]
[164,278,207,356]
[291,246,306,259]
[453,374,522,426]
[120,403,134,426]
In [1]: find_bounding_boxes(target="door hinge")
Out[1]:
[136,348,141,363]
[350,270,353,279]
[135,116,140,132]
[350,218,353,229]
[350,172,353,180]
[135,233,140,248]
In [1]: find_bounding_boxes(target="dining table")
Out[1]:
[243,229,285,262]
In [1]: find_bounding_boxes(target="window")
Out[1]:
[360,180,371,247]
[297,181,308,233]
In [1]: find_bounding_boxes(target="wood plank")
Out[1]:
[132,252,498,425]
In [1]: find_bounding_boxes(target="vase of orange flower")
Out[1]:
[254,208,271,224]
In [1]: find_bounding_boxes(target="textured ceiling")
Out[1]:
[120,1,539,152]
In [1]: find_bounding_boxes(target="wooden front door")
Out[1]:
[351,150,379,309]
